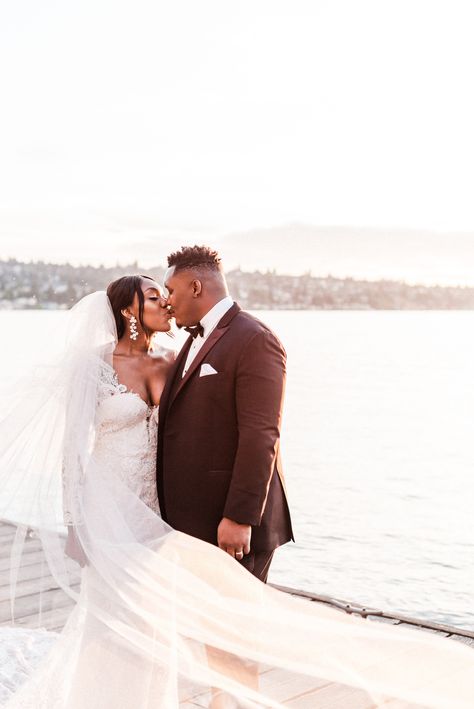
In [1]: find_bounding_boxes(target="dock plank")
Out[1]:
[448,634,474,648]
[0,604,73,632]
[0,576,67,603]
[0,549,51,572]
[0,538,43,555]
[0,560,56,586]
[259,668,331,702]
[0,586,75,624]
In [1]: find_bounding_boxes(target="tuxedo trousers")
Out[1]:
[239,550,274,583]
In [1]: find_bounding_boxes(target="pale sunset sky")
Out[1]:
[1,1,474,283]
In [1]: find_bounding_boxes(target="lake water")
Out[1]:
[1,310,473,629]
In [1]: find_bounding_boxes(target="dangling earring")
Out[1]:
[129,315,139,341]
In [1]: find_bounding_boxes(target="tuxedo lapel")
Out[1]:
[169,326,229,407]
[168,302,241,408]
[159,336,193,421]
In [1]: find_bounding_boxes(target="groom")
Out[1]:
[157,245,293,582]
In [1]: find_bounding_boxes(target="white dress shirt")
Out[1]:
[182,296,234,377]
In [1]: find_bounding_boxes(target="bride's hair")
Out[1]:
[106,275,156,339]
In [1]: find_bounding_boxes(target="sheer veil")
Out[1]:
[0,291,473,708]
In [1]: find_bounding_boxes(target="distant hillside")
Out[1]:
[3,222,474,287]
[1,258,474,310]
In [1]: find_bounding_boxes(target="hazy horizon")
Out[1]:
[2,222,474,287]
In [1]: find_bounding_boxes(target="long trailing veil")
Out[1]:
[0,291,473,708]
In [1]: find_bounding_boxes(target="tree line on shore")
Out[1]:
[1,258,474,310]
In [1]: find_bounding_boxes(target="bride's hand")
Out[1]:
[217,517,251,560]
[65,526,88,568]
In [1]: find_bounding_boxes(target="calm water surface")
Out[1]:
[1,310,474,629]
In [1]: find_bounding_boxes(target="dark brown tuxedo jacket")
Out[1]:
[156,302,293,552]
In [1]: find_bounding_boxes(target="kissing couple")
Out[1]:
[1,246,473,709]
[65,243,294,584]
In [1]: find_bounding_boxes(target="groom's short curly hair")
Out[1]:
[167,245,222,273]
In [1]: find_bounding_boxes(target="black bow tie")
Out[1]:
[184,323,204,339]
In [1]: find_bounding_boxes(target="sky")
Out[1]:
[1,1,474,281]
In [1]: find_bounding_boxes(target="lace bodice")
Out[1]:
[62,360,161,525]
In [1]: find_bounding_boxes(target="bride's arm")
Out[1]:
[62,456,88,567]
[62,404,88,566]
[61,354,109,567]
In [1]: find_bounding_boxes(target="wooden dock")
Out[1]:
[1,521,473,708]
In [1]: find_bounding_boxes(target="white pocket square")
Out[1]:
[200,363,218,377]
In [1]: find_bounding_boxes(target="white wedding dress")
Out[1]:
[0,361,176,709]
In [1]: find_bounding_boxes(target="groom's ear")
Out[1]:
[192,279,202,297]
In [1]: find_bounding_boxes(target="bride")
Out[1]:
[63,274,174,568]
[0,275,473,709]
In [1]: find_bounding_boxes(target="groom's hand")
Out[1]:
[217,517,251,559]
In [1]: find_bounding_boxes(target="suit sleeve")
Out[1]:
[223,329,286,526]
